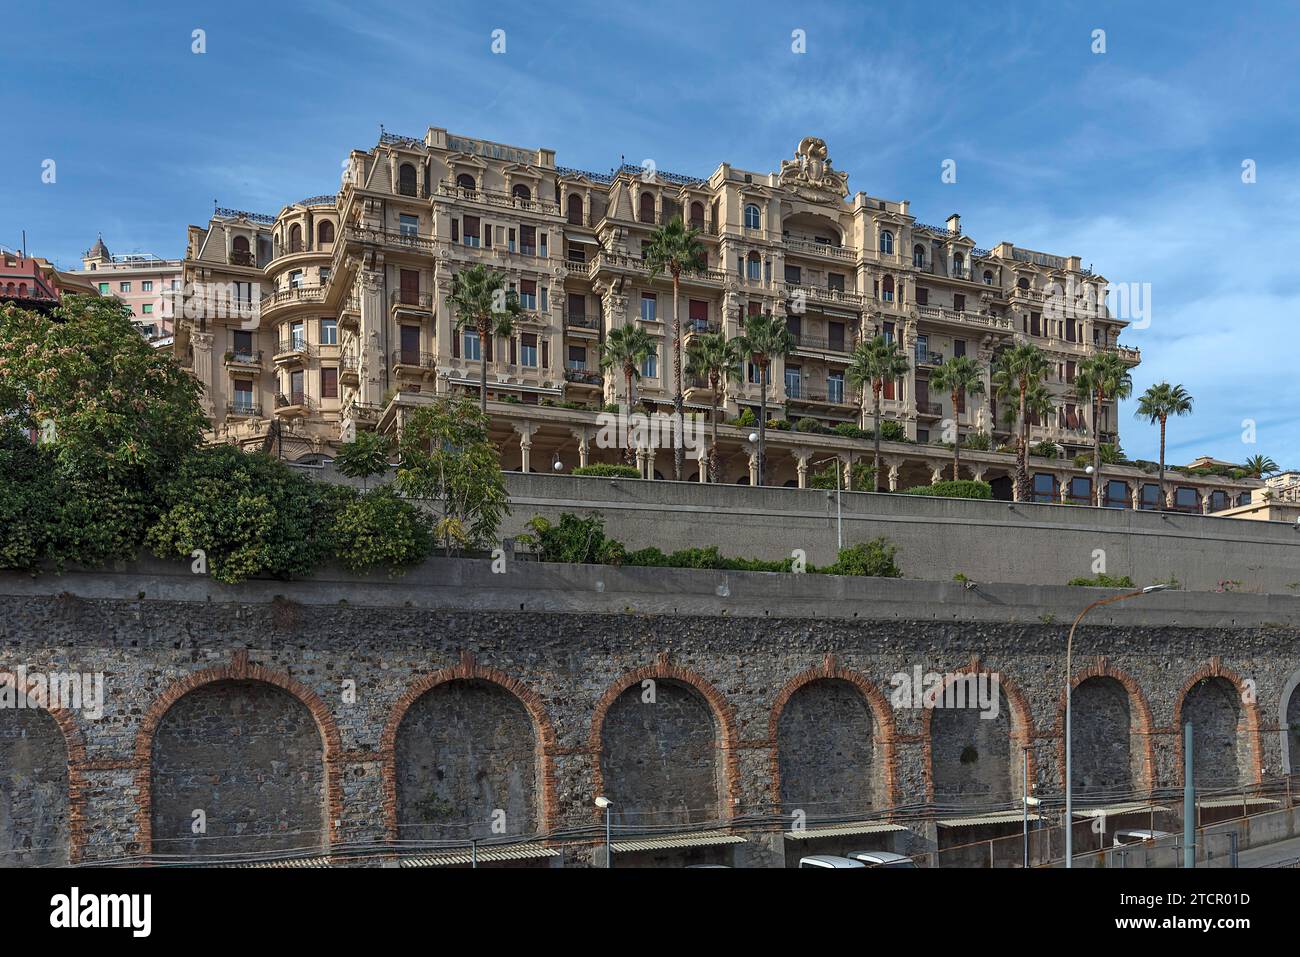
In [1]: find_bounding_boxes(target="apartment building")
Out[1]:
[74,236,183,342]
[172,128,1258,510]
[1,244,100,313]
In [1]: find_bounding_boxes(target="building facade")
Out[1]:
[172,127,1257,509]
[74,237,183,342]
[1,245,99,314]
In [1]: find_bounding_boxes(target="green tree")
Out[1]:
[1242,454,1279,479]
[992,344,1050,501]
[447,264,521,413]
[929,355,986,481]
[846,335,911,491]
[329,485,433,574]
[601,324,655,465]
[1075,352,1133,505]
[645,215,707,481]
[734,312,793,486]
[334,430,393,490]
[1135,382,1194,510]
[684,331,743,482]
[395,396,508,554]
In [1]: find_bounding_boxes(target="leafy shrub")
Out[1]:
[1067,574,1136,588]
[572,463,641,478]
[809,460,875,490]
[872,420,909,442]
[731,408,757,427]
[963,430,992,451]
[329,486,433,574]
[899,480,993,500]
[334,431,393,487]
[816,538,902,578]
[1030,441,1061,459]
[832,423,869,440]
[518,514,619,565]
[768,418,793,431]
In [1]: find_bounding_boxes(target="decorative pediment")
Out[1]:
[778,137,850,203]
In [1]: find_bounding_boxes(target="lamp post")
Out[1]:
[812,456,843,551]
[595,796,613,868]
[1065,583,1168,867]
[748,431,761,486]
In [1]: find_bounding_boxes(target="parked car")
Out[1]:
[798,855,866,869]
[845,850,917,868]
[1113,828,1172,847]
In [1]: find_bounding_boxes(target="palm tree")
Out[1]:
[645,216,707,481]
[734,312,793,486]
[929,355,986,481]
[448,263,521,414]
[1075,352,1134,505]
[1243,454,1279,479]
[846,335,911,491]
[1134,382,1194,510]
[601,325,655,465]
[685,331,743,482]
[992,344,1050,501]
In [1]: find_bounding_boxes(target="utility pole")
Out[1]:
[1183,722,1196,868]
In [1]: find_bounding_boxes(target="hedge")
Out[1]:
[572,463,641,478]
[899,480,993,500]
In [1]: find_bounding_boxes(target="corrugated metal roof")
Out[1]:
[1196,797,1282,809]
[1073,803,1170,818]
[937,811,1040,827]
[399,843,558,868]
[784,821,908,840]
[225,856,332,869]
[611,831,746,853]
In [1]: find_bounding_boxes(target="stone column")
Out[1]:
[1056,472,1070,503]
[696,445,709,483]
[191,331,214,417]
[792,448,811,489]
[571,427,591,468]
[513,422,536,474]
[359,269,385,406]
[1130,484,1141,510]
[886,457,902,492]
[841,453,855,492]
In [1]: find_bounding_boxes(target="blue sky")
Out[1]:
[3,0,1297,467]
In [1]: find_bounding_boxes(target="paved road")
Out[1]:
[1238,834,1300,868]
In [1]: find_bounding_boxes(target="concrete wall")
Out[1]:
[1,557,1299,867]
[500,473,1300,594]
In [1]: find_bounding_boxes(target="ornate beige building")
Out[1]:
[172,127,1257,510]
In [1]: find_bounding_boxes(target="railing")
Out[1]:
[564,369,604,386]
[227,401,261,417]
[391,349,437,369]
[1107,344,1141,362]
[274,391,316,411]
[915,350,943,366]
[590,251,729,283]
[223,350,263,365]
[344,224,437,254]
[916,304,1014,329]
[916,400,944,416]
[782,235,855,262]
[782,282,866,307]
[565,313,599,330]
[435,181,559,214]
[790,331,852,352]
[343,400,383,421]
[262,286,326,313]
[228,249,258,267]
[685,320,720,335]
[788,389,852,406]
[275,337,313,358]
[390,290,433,310]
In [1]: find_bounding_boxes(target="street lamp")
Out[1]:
[595,796,614,868]
[748,431,761,486]
[812,455,843,551]
[1064,583,1168,867]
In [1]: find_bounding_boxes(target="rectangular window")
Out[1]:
[688,299,709,331]
[399,214,419,237]
[883,378,896,400]
[289,321,305,349]
[883,321,895,345]
[289,270,304,289]
[1033,473,1057,503]
[1030,312,1041,336]
[508,228,516,253]
[785,365,802,399]
[747,363,761,385]
[520,226,536,256]
[640,293,657,322]
[141,303,153,314]
[232,330,253,354]
[451,219,459,243]
[915,287,928,305]
[463,328,481,361]
[484,222,493,248]
[119,281,131,293]
[568,293,586,318]
[784,264,802,284]
[321,367,338,399]
[540,233,548,258]
[519,280,537,310]
[828,321,845,352]
[954,339,966,358]
[953,294,965,312]
[98,282,109,294]
[233,379,254,412]
[321,318,338,345]
[641,350,658,379]
[462,215,480,247]
[567,345,587,370]
[827,272,845,292]
[520,333,538,367]
[828,372,845,404]
[400,268,420,305]
[142,280,153,292]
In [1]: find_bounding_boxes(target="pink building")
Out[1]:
[74,236,183,343]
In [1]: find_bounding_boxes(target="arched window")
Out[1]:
[690,202,705,230]
[512,183,531,202]
[288,224,303,253]
[881,275,895,302]
[747,252,761,281]
[456,173,477,192]
[639,192,656,224]
[879,230,894,255]
[398,163,417,197]
[233,235,250,254]
[983,270,994,285]
[912,244,925,268]
[744,204,760,229]
[953,252,964,276]
[567,194,584,225]
[1017,276,1030,290]
[317,220,335,246]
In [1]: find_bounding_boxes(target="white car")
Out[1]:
[798,855,866,869]
[845,850,917,868]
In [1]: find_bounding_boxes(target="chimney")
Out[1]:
[946,213,961,235]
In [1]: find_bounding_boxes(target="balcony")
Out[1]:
[916,400,944,418]
[435,180,560,215]
[342,400,383,424]
[340,354,359,384]
[344,224,437,255]
[916,304,1014,331]
[261,285,326,320]
[915,350,943,367]
[226,401,262,418]
[782,235,855,263]
[228,249,258,267]
[391,349,438,372]
[789,330,853,354]
[565,313,600,334]
[782,282,865,308]
[274,391,316,416]
[684,319,721,337]
[274,337,313,362]
[391,290,433,314]
[223,349,263,369]
[564,368,604,388]
[787,389,853,408]
[589,251,730,285]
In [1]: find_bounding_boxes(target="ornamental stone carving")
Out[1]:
[778,137,850,202]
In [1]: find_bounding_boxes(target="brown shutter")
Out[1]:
[541,338,550,368]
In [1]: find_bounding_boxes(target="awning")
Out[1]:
[1196,797,1282,810]
[400,843,559,867]
[611,830,746,853]
[564,232,599,246]
[938,811,1040,828]
[784,821,908,840]
[1072,803,1170,818]
[223,855,332,869]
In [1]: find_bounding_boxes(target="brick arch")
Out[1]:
[920,658,1036,803]
[1171,658,1263,786]
[0,670,89,864]
[1054,657,1157,794]
[589,656,740,820]
[132,650,343,857]
[767,655,899,812]
[380,651,558,838]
